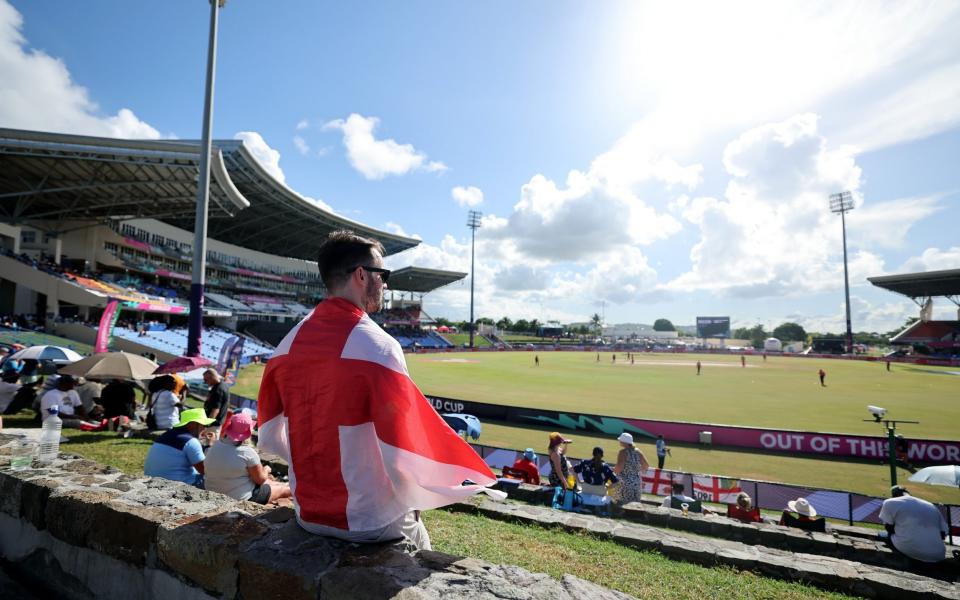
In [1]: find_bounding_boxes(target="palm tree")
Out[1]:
[590,313,602,336]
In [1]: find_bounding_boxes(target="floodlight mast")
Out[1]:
[829,191,855,354]
[467,211,482,349]
[187,0,225,358]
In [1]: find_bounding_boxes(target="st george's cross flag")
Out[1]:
[642,468,675,496]
[257,297,500,534]
[692,475,743,503]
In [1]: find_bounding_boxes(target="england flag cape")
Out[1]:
[257,297,498,533]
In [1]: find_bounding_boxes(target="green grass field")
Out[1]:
[440,332,492,347]
[0,330,95,355]
[231,352,960,505]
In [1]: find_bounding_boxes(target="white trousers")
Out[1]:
[298,510,432,551]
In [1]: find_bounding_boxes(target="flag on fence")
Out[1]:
[257,298,499,534]
[94,299,121,353]
[693,475,743,503]
[217,335,241,375]
[642,469,675,496]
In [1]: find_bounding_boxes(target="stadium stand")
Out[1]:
[869,269,960,358]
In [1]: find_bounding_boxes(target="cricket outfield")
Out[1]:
[233,351,960,504]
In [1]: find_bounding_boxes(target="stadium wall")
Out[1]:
[424,395,960,465]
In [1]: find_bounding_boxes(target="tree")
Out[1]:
[514,319,530,333]
[590,313,602,334]
[476,317,494,326]
[496,317,513,331]
[772,322,806,341]
[434,317,452,327]
[528,319,540,333]
[653,318,675,332]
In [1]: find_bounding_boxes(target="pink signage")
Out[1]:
[94,300,120,353]
[622,418,960,463]
[122,301,187,314]
[123,236,153,253]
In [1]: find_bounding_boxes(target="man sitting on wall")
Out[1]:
[879,486,948,563]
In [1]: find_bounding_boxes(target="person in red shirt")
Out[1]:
[511,448,542,485]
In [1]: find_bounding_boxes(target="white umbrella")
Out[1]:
[908,465,960,487]
[8,345,84,364]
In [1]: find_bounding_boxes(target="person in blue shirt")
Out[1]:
[574,446,618,487]
[144,408,214,488]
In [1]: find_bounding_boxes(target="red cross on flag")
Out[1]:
[642,468,674,496]
[692,475,742,503]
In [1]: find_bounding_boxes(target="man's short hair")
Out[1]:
[316,230,385,291]
[672,482,685,493]
[891,485,909,497]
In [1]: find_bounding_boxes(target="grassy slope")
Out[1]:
[0,411,852,599]
[0,330,95,355]
[441,333,492,347]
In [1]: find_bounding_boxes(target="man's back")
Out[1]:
[880,495,947,563]
[258,298,495,535]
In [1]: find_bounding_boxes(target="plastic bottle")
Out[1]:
[38,410,62,463]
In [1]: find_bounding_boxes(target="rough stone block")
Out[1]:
[158,510,268,597]
[45,488,121,549]
[0,470,23,516]
[237,519,342,600]
[19,475,61,530]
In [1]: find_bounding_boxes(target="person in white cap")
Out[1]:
[612,432,649,504]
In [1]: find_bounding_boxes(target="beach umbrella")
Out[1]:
[908,465,960,488]
[153,355,214,375]
[59,351,159,380]
[441,413,482,441]
[8,345,83,365]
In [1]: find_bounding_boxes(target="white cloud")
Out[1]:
[451,186,484,208]
[292,135,309,155]
[322,113,448,180]
[295,119,309,130]
[849,196,943,250]
[899,247,960,273]
[797,295,915,334]
[234,131,285,184]
[0,0,161,138]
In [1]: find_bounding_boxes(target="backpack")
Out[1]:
[552,486,586,512]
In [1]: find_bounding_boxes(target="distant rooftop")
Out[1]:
[867,269,960,300]
[387,266,467,293]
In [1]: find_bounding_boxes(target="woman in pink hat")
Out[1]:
[204,412,292,505]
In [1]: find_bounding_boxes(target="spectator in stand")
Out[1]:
[879,486,948,563]
[100,379,137,419]
[660,482,696,508]
[728,491,763,523]
[612,432,649,504]
[0,373,22,415]
[547,432,574,490]
[148,375,181,430]
[39,374,86,426]
[144,408,213,488]
[205,413,292,504]
[510,448,542,485]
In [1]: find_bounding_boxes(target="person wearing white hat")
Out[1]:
[612,432,649,504]
[779,497,824,531]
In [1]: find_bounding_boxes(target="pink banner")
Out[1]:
[621,417,960,463]
[123,236,154,253]
[155,268,190,281]
[94,300,120,353]
[122,301,187,314]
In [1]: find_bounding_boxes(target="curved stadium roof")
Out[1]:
[0,128,419,260]
[867,269,960,300]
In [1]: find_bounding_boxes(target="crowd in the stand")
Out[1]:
[502,430,954,565]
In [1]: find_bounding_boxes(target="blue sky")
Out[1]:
[2,1,958,331]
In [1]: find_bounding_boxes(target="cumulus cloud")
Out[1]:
[292,135,309,155]
[797,295,915,334]
[898,247,960,273]
[0,0,160,138]
[323,113,447,179]
[666,113,938,298]
[451,186,484,208]
[295,119,309,130]
[234,131,285,184]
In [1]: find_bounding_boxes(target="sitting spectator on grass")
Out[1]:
[510,448,542,485]
[205,413,292,505]
[547,432,575,490]
[879,485,948,563]
[661,482,696,508]
[143,408,213,488]
[575,446,618,495]
[39,374,86,426]
[148,375,181,430]
[727,491,762,523]
[100,379,137,420]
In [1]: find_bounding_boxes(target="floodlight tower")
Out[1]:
[829,191,855,354]
[467,210,482,348]
[187,0,226,358]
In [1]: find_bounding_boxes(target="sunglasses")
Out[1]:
[345,265,391,285]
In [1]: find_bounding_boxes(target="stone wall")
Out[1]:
[0,434,633,600]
